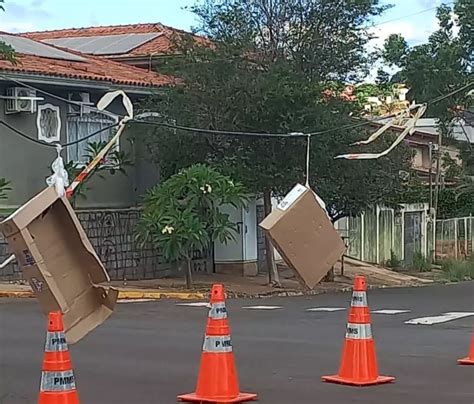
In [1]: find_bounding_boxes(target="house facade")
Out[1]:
[0,33,171,210]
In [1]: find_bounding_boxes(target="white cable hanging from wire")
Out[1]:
[334,104,427,160]
[46,144,70,197]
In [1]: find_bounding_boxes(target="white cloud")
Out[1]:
[0,0,53,33]
[369,20,435,50]
[0,21,36,33]
[417,0,441,7]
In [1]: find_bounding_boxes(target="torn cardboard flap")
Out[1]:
[260,184,345,289]
[0,186,118,344]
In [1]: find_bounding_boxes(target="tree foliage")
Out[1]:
[136,164,248,287]
[190,0,390,82]
[141,0,413,223]
[382,0,473,128]
[381,0,473,218]
[0,1,16,64]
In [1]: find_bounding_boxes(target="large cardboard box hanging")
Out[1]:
[0,186,118,344]
[259,184,346,289]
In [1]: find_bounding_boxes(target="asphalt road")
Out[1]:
[0,282,473,404]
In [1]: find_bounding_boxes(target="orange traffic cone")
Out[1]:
[178,284,257,403]
[322,275,395,386]
[38,312,80,404]
[458,330,474,365]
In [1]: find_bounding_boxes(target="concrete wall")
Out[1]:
[0,81,159,209]
[335,203,432,265]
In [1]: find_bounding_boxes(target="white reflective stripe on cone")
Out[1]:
[44,332,68,353]
[351,291,368,307]
[40,370,76,392]
[345,323,373,340]
[202,335,233,353]
[208,302,228,320]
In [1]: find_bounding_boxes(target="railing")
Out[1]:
[435,216,473,260]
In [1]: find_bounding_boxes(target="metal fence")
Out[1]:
[0,208,212,281]
[335,204,432,265]
[435,216,473,260]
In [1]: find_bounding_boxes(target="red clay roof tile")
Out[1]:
[22,23,207,57]
[0,51,174,87]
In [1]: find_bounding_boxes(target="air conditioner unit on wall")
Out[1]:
[68,92,92,115]
[5,87,38,114]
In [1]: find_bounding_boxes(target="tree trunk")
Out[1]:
[185,258,193,289]
[263,189,281,287]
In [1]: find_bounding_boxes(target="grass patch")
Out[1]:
[441,256,474,282]
[411,252,431,272]
[385,250,402,270]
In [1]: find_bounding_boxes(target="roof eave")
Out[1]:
[0,71,167,95]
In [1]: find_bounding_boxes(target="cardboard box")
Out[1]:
[0,186,118,344]
[259,184,345,289]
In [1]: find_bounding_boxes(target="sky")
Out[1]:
[0,0,446,46]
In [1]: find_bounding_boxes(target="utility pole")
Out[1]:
[433,132,442,262]
[429,141,433,213]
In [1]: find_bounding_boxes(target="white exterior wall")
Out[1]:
[214,199,258,264]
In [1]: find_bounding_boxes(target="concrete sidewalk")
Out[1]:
[0,258,434,300]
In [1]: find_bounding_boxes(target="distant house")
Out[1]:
[0,32,173,209]
[22,23,206,70]
[366,120,464,184]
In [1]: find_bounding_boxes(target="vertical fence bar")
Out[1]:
[454,219,458,259]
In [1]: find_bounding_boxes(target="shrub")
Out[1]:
[136,164,248,288]
[412,252,431,272]
[0,177,11,200]
[386,250,401,269]
[441,257,473,282]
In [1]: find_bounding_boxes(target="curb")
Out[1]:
[0,280,437,300]
[117,290,206,300]
[0,290,206,301]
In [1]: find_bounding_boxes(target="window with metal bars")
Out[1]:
[66,112,118,164]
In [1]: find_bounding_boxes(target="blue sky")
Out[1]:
[0,0,444,47]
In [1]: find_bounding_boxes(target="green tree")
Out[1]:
[382,0,473,219]
[136,164,248,288]
[0,1,16,63]
[382,1,473,129]
[140,0,413,283]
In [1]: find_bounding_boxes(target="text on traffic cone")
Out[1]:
[38,312,80,404]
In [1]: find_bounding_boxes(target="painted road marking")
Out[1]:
[176,302,210,307]
[306,307,346,312]
[372,309,411,315]
[243,306,283,310]
[118,299,155,303]
[405,312,474,325]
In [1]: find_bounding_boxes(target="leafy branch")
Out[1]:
[0,177,11,200]
[136,164,248,288]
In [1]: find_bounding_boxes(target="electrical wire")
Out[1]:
[131,106,418,138]
[2,74,471,144]
[130,120,307,138]
[427,82,473,105]
[0,119,119,148]
[0,73,106,113]
[370,2,455,28]
[132,82,473,138]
